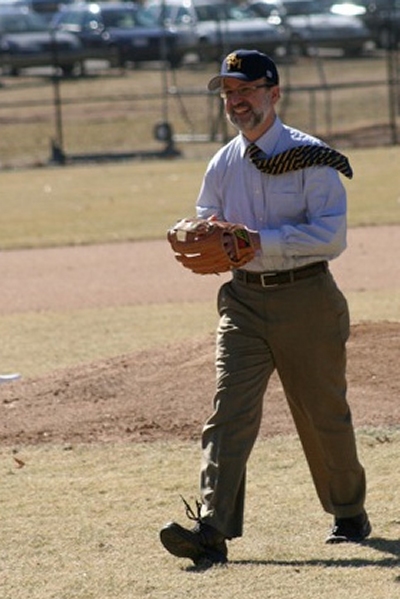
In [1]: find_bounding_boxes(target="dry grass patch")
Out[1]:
[0,302,219,376]
[0,147,399,250]
[0,295,399,377]
[1,431,399,599]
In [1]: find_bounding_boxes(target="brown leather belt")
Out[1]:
[234,261,328,287]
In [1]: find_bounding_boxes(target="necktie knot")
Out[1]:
[246,142,353,179]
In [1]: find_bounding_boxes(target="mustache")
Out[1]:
[230,101,252,112]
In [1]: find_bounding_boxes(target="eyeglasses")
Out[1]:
[220,84,273,100]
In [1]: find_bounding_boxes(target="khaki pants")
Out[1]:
[200,268,366,539]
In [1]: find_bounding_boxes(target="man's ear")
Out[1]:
[271,86,281,103]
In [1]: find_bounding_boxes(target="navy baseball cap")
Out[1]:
[208,49,279,91]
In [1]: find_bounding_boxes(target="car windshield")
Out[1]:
[102,7,158,29]
[145,4,194,25]
[0,10,48,32]
[365,0,400,8]
[248,2,285,17]
[282,1,324,15]
[194,4,259,21]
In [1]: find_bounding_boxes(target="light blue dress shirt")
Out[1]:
[196,116,348,272]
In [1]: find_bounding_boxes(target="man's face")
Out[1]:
[221,77,280,139]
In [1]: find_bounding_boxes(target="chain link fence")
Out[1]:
[0,51,399,169]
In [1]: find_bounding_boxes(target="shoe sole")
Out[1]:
[160,523,204,562]
[160,522,228,565]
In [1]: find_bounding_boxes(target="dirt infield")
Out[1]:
[1,226,399,447]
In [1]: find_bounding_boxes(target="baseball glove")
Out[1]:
[167,218,256,275]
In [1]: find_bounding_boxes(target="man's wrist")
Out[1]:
[248,230,262,252]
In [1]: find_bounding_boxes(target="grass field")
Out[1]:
[1,433,400,599]
[0,146,399,250]
[0,145,399,376]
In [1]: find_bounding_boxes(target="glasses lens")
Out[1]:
[221,87,248,99]
[220,85,268,99]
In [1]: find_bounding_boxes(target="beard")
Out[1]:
[227,101,266,133]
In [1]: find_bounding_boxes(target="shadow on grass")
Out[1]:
[184,537,400,573]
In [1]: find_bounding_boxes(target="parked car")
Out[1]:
[0,0,81,22]
[328,0,400,48]
[51,1,180,67]
[28,0,78,23]
[249,0,373,56]
[145,0,290,63]
[0,5,85,75]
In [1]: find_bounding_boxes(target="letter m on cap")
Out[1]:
[226,53,242,71]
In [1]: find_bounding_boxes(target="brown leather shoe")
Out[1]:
[160,497,228,566]
[326,510,371,544]
[160,520,228,566]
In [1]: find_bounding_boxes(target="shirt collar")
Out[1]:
[240,116,283,158]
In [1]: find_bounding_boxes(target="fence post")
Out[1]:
[386,47,399,145]
[50,28,66,165]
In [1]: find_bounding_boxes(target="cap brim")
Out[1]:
[207,72,250,91]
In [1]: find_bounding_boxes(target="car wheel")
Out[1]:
[288,35,307,57]
[60,62,82,77]
[196,38,213,63]
[343,46,363,57]
[168,51,182,69]
[108,46,126,69]
[1,64,20,76]
[378,27,398,50]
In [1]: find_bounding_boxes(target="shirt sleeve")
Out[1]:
[196,159,225,220]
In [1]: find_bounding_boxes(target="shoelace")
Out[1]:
[180,494,228,548]
[180,494,202,523]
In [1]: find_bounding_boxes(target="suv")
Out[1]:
[251,0,373,55]
[315,0,400,49]
[0,5,84,75]
[28,0,77,22]
[52,2,179,67]
[359,0,400,48]
[145,0,290,63]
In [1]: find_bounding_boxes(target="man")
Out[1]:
[160,49,371,567]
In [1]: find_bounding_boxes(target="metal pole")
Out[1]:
[160,0,169,123]
[50,27,66,164]
[386,48,398,145]
[385,0,398,145]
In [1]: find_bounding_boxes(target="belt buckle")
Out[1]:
[260,272,279,287]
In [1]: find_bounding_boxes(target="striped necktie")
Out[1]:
[246,143,353,179]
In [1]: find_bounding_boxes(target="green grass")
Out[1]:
[346,147,400,227]
[0,293,399,378]
[0,146,399,250]
[1,431,399,599]
[0,303,220,377]
[0,161,202,249]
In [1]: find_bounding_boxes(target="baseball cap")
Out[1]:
[207,49,279,91]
